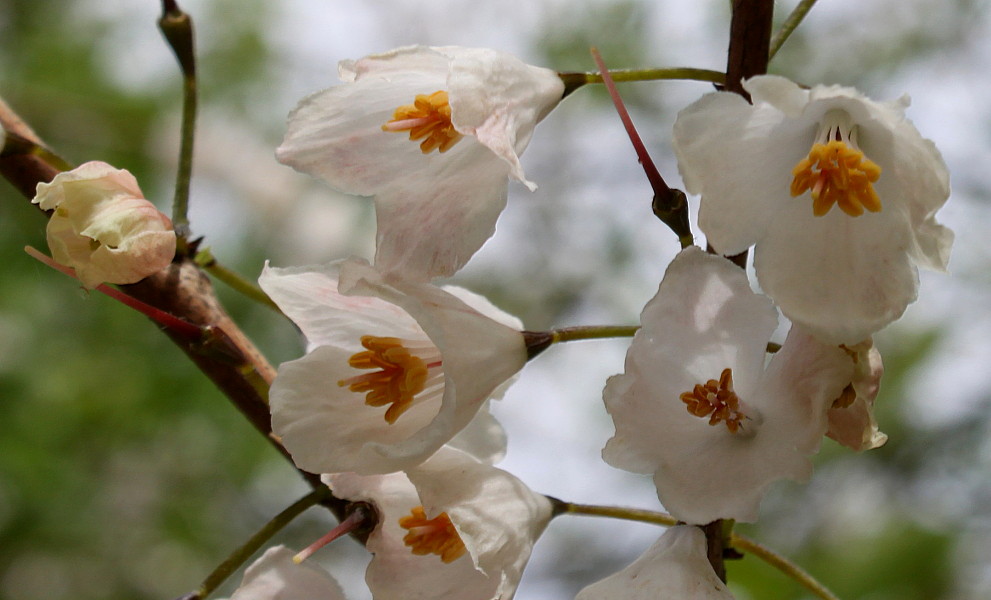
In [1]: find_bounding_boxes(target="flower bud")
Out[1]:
[32,161,176,289]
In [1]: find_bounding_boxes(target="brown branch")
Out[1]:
[0,94,350,520]
[703,0,777,579]
[725,0,775,99]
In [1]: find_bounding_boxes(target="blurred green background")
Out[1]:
[1,1,988,599]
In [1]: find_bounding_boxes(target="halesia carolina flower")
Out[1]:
[673,75,953,345]
[259,257,526,475]
[325,446,552,600]
[602,248,853,524]
[575,526,734,600]
[225,545,346,600]
[827,339,887,451]
[31,161,176,289]
[277,45,565,280]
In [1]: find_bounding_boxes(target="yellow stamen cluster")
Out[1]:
[680,368,746,433]
[399,506,467,563]
[338,336,429,424]
[790,140,882,217]
[382,90,464,153]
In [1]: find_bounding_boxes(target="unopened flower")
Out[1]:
[259,257,526,475]
[31,161,176,289]
[326,446,552,600]
[226,545,346,600]
[575,526,734,600]
[673,75,953,345]
[603,248,853,524]
[277,45,565,280]
[827,339,887,451]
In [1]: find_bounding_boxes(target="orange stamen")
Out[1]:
[398,506,467,563]
[382,90,464,154]
[790,140,882,217]
[679,368,747,433]
[338,336,434,424]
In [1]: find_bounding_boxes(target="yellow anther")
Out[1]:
[791,140,882,217]
[679,368,746,434]
[399,506,467,563]
[382,90,464,154]
[338,336,431,424]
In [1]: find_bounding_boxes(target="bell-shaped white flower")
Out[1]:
[276,45,565,280]
[326,446,552,600]
[673,75,953,345]
[31,161,176,289]
[226,545,347,600]
[575,526,734,600]
[602,248,853,524]
[259,257,526,475]
[827,339,887,451]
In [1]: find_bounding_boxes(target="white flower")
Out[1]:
[276,45,565,280]
[259,257,526,475]
[326,446,552,600]
[602,248,853,524]
[575,526,734,600]
[226,545,346,600]
[827,339,887,451]
[673,75,953,345]
[31,161,176,289]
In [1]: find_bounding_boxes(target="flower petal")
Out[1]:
[575,526,734,600]
[227,546,346,600]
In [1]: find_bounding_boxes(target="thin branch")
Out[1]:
[159,0,198,247]
[769,0,820,60]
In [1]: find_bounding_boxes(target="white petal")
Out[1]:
[372,147,511,279]
[753,200,920,346]
[575,526,734,600]
[674,92,804,255]
[228,546,346,600]
[447,47,564,188]
[651,327,849,524]
[270,346,443,474]
[276,74,447,197]
[744,74,810,117]
[260,260,421,352]
[446,405,508,465]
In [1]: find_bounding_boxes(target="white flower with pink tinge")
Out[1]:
[277,45,565,281]
[602,248,853,524]
[673,75,952,345]
[260,257,526,475]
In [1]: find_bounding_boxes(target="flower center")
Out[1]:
[338,335,442,424]
[680,368,747,433]
[790,110,882,217]
[382,90,464,154]
[399,506,467,563]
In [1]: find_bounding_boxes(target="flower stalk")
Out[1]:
[558,67,726,97]
[178,487,332,600]
[523,325,640,359]
[589,47,694,249]
[159,0,198,249]
[552,498,840,600]
[769,0,820,60]
[194,247,281,312]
